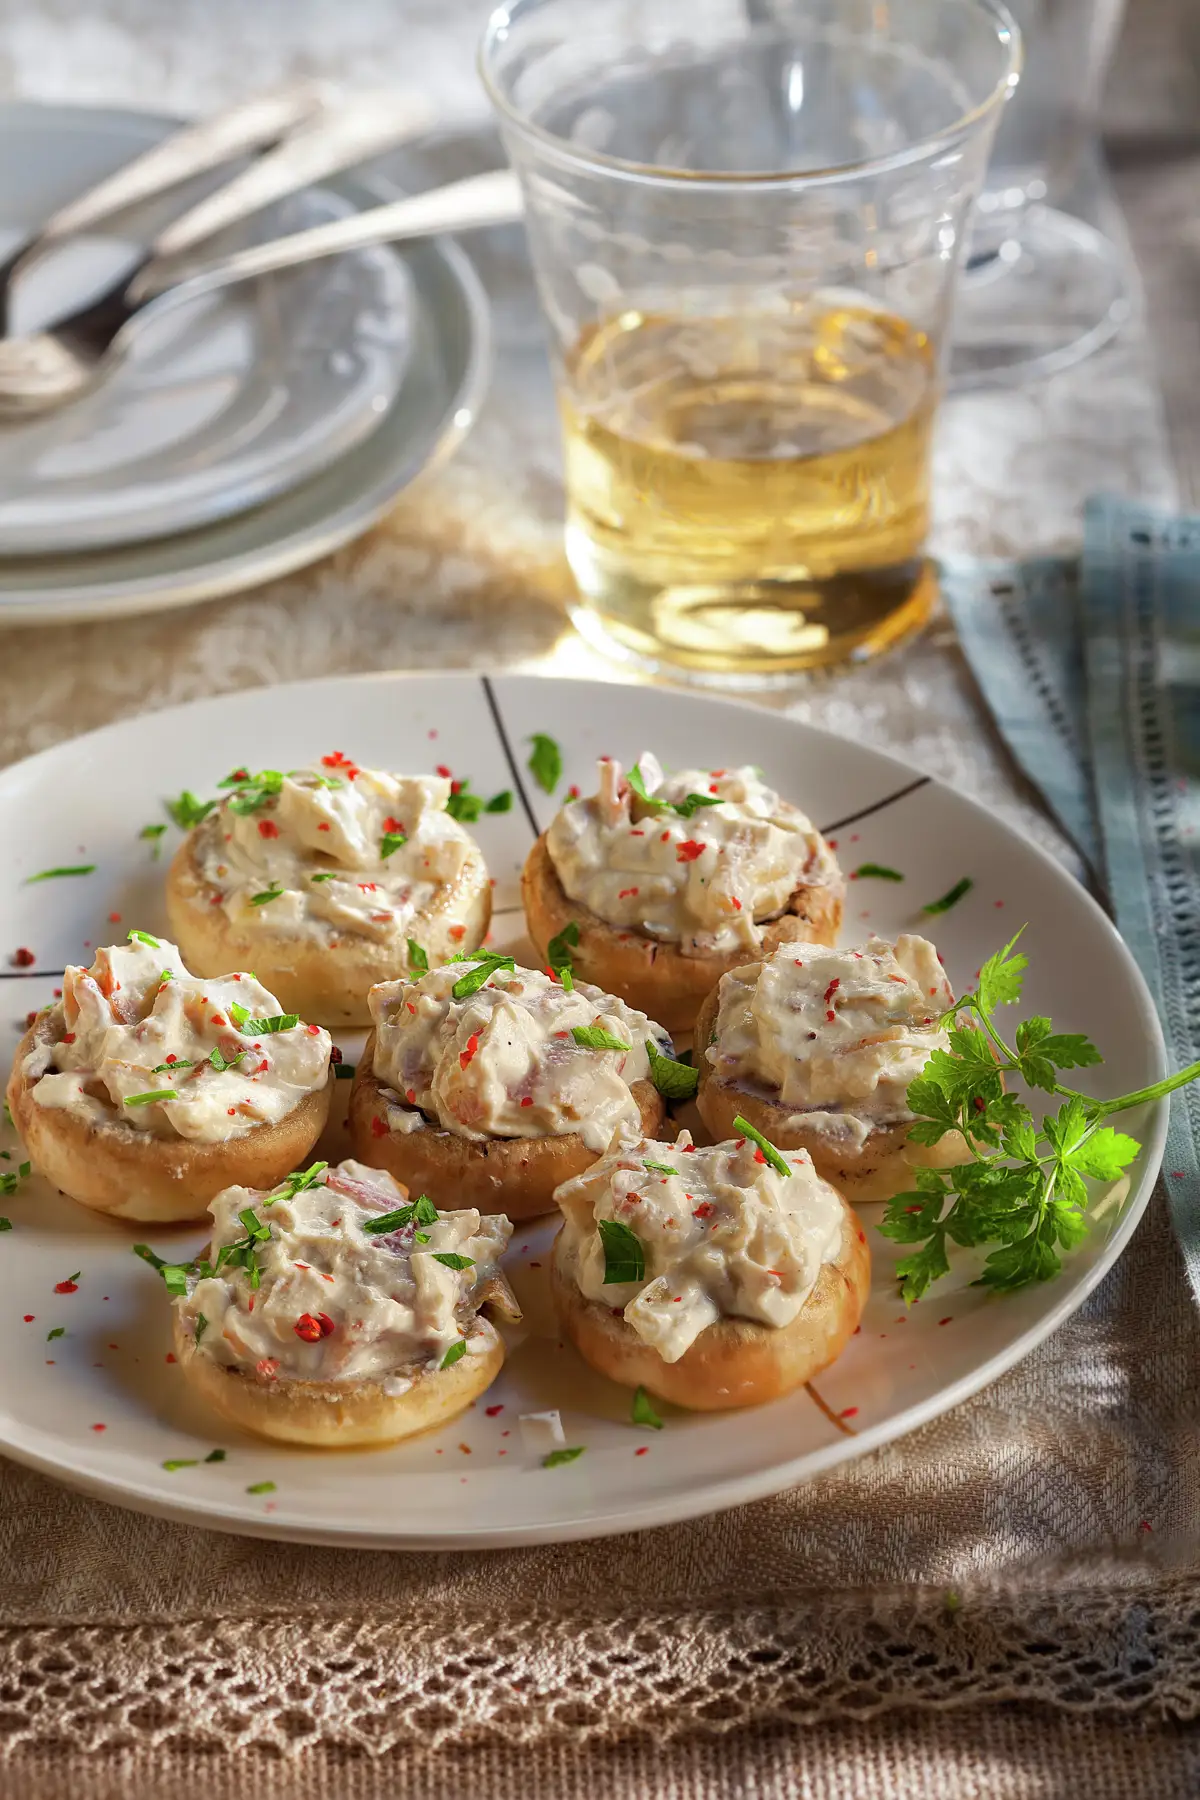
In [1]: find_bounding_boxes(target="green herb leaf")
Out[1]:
[598,1217,645,1285]
[309,871,338,884]
[140,823,167,842]
[571,1025,631,1053]
[249,883,284,907]
[151,1060,193,1074]
[894,1231,951,1303]
[195,1314,209,1345]
[645,1039,700,1101]
[208,1046,247,1074]
[451,953,516,1000]
[127,929,160,948]
[485,790,513,814]
[46,1326,64,1341]
[380,831,407,859]
[528,733,562,794]
[732,1114,792,1178]
[431,1252,475,1270]
[166,790,216,830]
[543,1446,585,1468]
[643,1160,676,1177]
[440,1340,467,1369]
[631,1386,664,1430]
[923,877,973,915]
[275,1162,328,1201]
[228,1004,300,1036]
[334,1062,355,1081]
[161,1265,191,1297]
[627,763,665,811]
[247,1481,276,1495]
[0,1219,11,1233]
[854,863,904,881]
[27,865,96,883]
[124,1090,177,1107]
[407,938,429,973]
[163,1459,198,1472]
[547,920,580,975]
[204,1447,225,1462]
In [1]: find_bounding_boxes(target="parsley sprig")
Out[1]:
[879,930,1200,1300]
[628,760,722,820]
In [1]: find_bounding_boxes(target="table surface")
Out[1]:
[0,2,1196,1797]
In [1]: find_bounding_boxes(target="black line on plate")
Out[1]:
[819,776,932,837]
[0,970,66,982]
[480,674,540,839]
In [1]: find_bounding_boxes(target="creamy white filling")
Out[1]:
[545,753,839,956]
[556,1129,845,1363]
[193,761,475,945]
[370,962,666,1151]
[174,1158,513,1383]
[28,937,330,1142]
[707,935,954,1130]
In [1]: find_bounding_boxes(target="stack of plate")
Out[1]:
[0,102,490,627]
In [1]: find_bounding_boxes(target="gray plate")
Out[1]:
[0,103,415,557]
[0,172,490,625]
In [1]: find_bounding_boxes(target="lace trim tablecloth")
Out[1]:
[0,2,1198,1794]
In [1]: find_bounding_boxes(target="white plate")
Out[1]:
[0,674,1166,1547]
[0,180,489,626]
[0,103,412,556]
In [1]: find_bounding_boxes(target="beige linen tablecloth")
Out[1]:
[0,1,1199,1794]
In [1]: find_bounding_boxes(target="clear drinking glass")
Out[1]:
[952,0,1129,388]
[480,0,1020,684]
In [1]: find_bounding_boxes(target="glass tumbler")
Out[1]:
[481,0,1020,683]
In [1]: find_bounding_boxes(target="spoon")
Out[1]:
[0,83,328,333]
[0,169,524,420]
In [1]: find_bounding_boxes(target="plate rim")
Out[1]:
[0,103,492,626]
[0,669,1169,1547]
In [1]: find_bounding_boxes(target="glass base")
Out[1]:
[566,559,938,689]
[949,205,1134,390]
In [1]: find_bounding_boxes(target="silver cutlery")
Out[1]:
[0,168,523,420]
[0,83,327,332]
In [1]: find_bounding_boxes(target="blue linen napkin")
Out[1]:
[941,498,1200,1301]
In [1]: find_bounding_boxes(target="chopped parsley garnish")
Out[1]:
[46,1326,64,1342]
[451,953,516,999]
[27,865,95,883]
[222,769,284,815]
[133,1243,192,1297]
[643,1160,675,1177]
[124,1090,177,1107]
[407,938,429,973]
[208,1046,247,1074]
[923,877,973,915]
[363,1195,437,1235]
[442,772,514,824]
[733,1115,792,1178]
[877,928,1200,1301]
[163,1459,198,1472]
[646,1040,699,1100]
[854,863,904,881]
[431,1252,475,1270]
[543,1446,585,1468]
[160,970,174,984]
[309,871,337,883]
[204,1447,225,1462]
[247,1481,276,1495]
[559,966,575,993]
[165,790,215,830]
[228,1004,300,1035]
[334,1062,356,1080]
[140,823,167,857]
[546,920,579,977]
[151,1060,193,1074]
[528,733,563,794]
[440,1340,467,1369]
[380,831,407,859]
[0,1160,31,1198]
[631,1386,664,1430]
[598,1217,645,1285]
[628,760,723,820]
[127,929,160,947]
[571,1025,630,1053]
[250,883,284,907]
[0,1219,11,1233]
[195,1314,209,1345]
